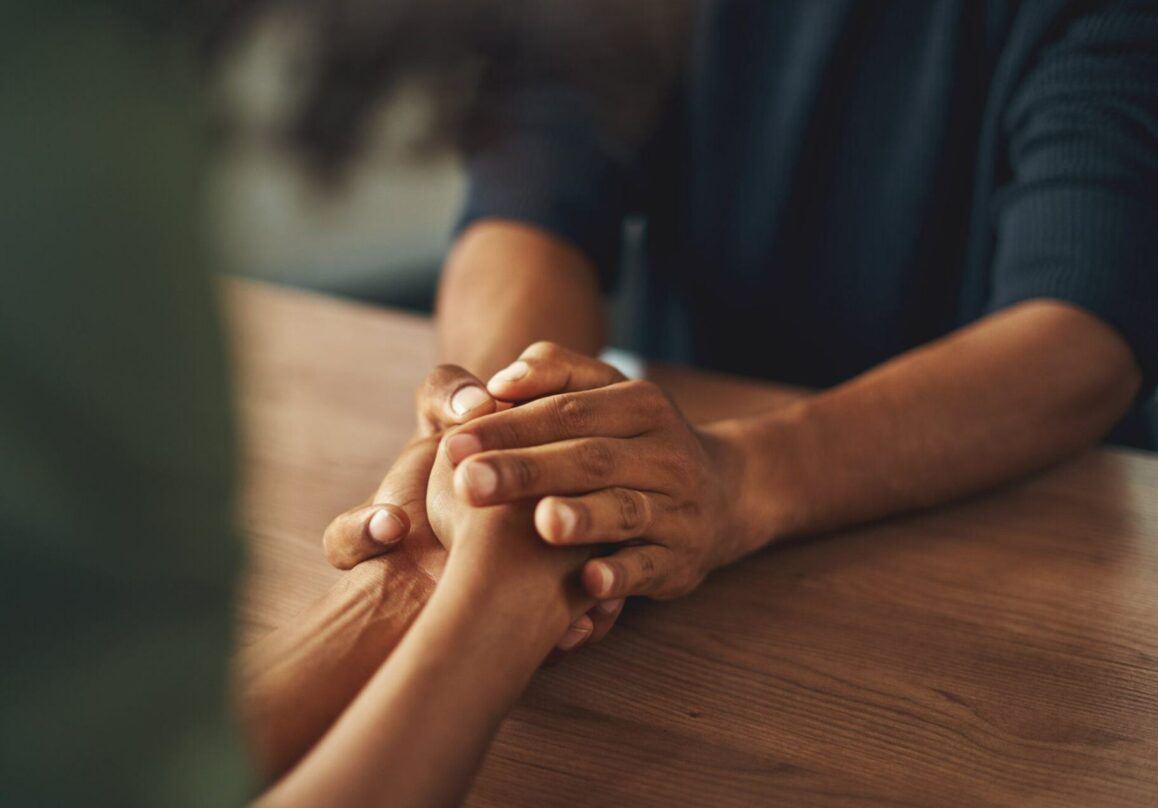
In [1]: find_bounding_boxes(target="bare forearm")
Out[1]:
[721,300,1142,549]
[238,557,434,782]
[437,220,605,378]
[257,547,576,808]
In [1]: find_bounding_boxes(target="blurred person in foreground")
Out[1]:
[325,0,1158,647]
[0,2,610,806]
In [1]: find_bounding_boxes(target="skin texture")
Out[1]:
[436,220,607,374]
[448,344,751,600]
[240,438,446,781]
[324,221,620,649]
[326,220,1142,605]
[254,451,593,808]
[245,221,1141,803]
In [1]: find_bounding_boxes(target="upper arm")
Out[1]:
[988,3,1157,399]
[458,86,639,291]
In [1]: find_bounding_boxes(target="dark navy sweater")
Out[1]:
[460,0,1158,447]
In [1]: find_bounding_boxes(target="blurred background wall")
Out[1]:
[209,10,462,313]
[206,7,646,344]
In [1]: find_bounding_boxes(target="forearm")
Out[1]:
[718,300,1142,550]
[437,220,605,378]
[238,556,435,782]
[257,546,577,808]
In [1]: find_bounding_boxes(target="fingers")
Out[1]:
[556,614,594,651]
[583,545,674,600]
[555,597,625,653]
[417,364,496,435]
[487,342,626,403]
[586,598,625,644]
[326,367,489,569]
[322,503,409,570]
[453,437,668,507]
[322,438,438,570]
[442,380,666,465]
[535,489,660,544]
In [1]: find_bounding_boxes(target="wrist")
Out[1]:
[442,504,588,591]
[701,402,813,553]
[346,553,437,616]
[447,537,581,606]
[439,546,577,657]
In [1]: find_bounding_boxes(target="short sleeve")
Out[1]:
[987,2,1158,394]
[457,88,637,291]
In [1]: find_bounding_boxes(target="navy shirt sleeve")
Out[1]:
[456,88,636,290]
[987,3,1158,393]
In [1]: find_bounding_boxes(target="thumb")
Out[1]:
[486,342,625,404]
[322,503,409,570]
[418,364,497,434]
[322,436,438,570]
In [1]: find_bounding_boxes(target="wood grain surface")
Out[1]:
[225,279,1158,807]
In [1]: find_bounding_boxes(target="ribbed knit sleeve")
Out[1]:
[456,89,636,290]
[987,2,1158,393]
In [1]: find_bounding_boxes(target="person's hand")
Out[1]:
[426,441,593,611]
[322,361,604,651]
[322,365,497,573]
[444,343,755,607]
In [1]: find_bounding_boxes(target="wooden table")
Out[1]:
[227,279,1158,807]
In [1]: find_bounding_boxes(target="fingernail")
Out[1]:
[464,461,498,499]
[489,361,530,386]
[595,563,616,596]
[554,503,578,539]
[557,624,591,651]
[367,509,405,544]
[450,385,489,417]
[597,598,624,616]
[445,432,483,464]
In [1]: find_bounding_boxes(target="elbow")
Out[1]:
[1012,299,1144,450]
[1061,316,1144,445]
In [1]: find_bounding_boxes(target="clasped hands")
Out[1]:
[323,342,756,652]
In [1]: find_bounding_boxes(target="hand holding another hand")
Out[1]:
[323,341,757,654]
[323,359,614,651]
[450,343,757,604]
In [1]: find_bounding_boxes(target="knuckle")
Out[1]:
[506,455,539,493]
[625,379,673,417]
[614,488,647,533]
[553,394,593,433]
[526,340,564,360]
[634,552,660,588]
[577,440,616,483]
[680,498,704,521]
[480,418,518,451]
[571,502,592,537]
